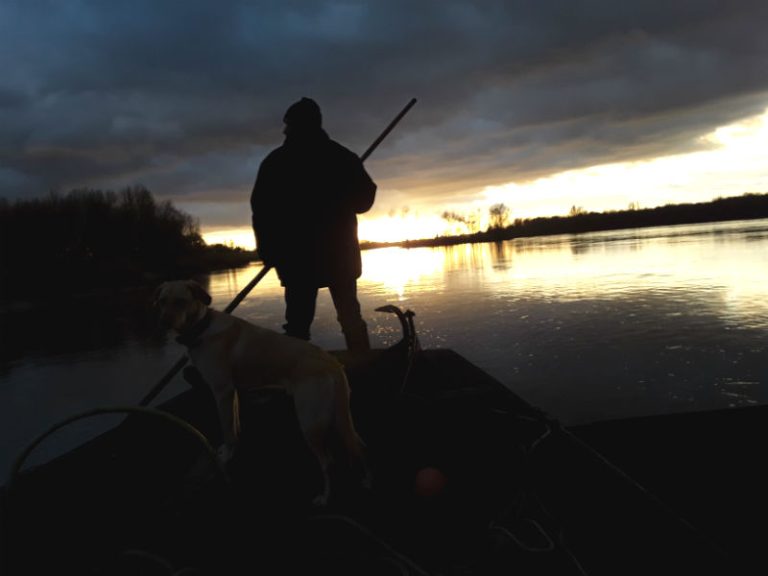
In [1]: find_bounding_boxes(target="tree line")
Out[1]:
[362,192,768,250]
[505,193,768,239]
[0,187,254,300]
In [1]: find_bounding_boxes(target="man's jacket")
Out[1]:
[251,129,376,287]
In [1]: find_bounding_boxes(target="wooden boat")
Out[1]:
[0,306,752,575]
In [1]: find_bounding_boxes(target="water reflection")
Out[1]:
[489,241,511,268]
[0,289,161,370]
[351,221,768,325]
[205,264,284,306]
[359,247,446,299]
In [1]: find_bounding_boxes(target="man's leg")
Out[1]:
[283,284,318,340]
[329,280,370,353]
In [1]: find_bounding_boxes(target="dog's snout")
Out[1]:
[156,301,179,328]
[155,294,192,331]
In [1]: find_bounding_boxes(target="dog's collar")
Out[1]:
[176,309,214,348]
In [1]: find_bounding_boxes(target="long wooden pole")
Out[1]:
[140,98,417,407]
[361,98,417,162]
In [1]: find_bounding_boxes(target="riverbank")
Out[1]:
[0,187,262,304]
[0,242,259,311]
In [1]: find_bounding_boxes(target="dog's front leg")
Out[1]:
[190,359,241,451]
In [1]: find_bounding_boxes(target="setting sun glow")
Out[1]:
[358,213,453,243]
[202,107,768,250]
[483,107,768,220]
[360,247,446,299]
[202,229,257,251]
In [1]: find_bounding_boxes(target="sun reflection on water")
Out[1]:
[206,220,768,333]
[360,247,446,299]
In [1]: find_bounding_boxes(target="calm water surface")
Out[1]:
[2,219,767,478]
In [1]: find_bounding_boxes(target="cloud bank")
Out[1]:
[2,1,767,226]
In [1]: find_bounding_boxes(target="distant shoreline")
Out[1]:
[204,194,768,260]
[360,193,768,251]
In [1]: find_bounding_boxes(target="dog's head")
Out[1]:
[153,280,212,333]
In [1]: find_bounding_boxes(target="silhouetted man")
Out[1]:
[251,97,376,352]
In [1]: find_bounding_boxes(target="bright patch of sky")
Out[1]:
[204,106,768,248]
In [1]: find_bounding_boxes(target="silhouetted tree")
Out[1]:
[0,186,227,299]
[489,203,510,229]
[442,210,480,234]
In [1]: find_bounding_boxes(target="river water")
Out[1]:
[2,218,767,478]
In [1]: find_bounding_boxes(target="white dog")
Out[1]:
[153,279,367,505]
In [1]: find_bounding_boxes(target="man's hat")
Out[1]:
[283,97,322,129]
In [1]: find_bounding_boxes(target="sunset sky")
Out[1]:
[2,1,767,247]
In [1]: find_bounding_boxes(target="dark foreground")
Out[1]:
[1,319,763,575]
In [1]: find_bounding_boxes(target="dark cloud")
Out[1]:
[1,0,767,219]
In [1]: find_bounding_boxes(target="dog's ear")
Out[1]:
[186,280,212,306]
